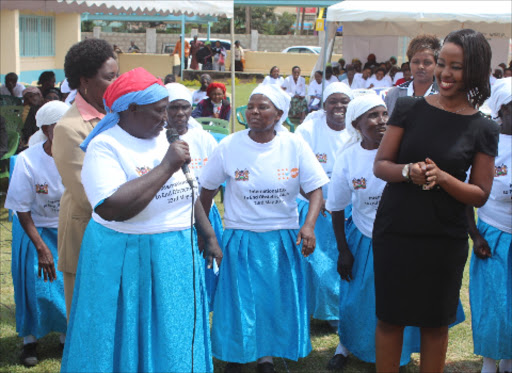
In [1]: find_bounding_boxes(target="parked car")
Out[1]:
[281,46,321,54]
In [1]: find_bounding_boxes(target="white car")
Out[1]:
[281,46,321,54]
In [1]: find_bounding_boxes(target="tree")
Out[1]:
[81,20,94,32]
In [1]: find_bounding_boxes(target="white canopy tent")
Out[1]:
[325,1,512,69]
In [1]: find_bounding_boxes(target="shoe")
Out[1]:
[256,362,276,373]
[225,362,243,373]
[20,343,38,367]
[59,342,65,352]
[326,353,348,371]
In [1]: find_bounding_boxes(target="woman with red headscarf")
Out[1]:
[60,67,222,373]
[191,82,231,121]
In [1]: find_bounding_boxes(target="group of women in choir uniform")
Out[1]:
[4,28,510,373]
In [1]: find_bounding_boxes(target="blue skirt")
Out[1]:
[61,220,213,373]
[11,216,67,339]
[470,219,512,359]
[339,218,420,365]
[212,229,311,363]
[297,199,340,320]
[204,203,223,311]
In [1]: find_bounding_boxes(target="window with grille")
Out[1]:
[19,15,55,57]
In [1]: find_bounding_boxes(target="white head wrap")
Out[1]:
[338,95,386,155]
[488,77,512,120]
[60,79,71,94]
[249,84,291,132]
[29,100,70,147]
[322,82,353,103]
[303,82,354,124]
[165,82,193,105]
[165,82,202,130]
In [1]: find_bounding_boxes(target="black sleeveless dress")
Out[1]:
[372,96,499,327]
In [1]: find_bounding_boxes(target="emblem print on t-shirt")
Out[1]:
[35,183,49,194]
[277,168,299,180]
[190,157,208,169]
[316,153,327,163]
[495,164,508,177]
[135,166,152,176]
[352,177,367,190]
[235,168,249,181]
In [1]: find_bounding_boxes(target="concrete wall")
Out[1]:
[118,53,175,78]
[82,31,343,54]
[244,51,343,76]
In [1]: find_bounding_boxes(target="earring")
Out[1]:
[84,87,88,96]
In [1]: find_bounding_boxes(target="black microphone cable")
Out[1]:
[165,124,196,372]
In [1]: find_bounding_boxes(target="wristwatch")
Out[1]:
[402,163,412,181]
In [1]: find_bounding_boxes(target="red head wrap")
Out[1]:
[103,67,164,109]
[206,82,226,99]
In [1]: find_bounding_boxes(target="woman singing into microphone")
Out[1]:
[61,68,222,373]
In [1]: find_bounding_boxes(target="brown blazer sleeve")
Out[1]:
[52,104,98,273]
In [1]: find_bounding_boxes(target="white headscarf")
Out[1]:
[165,82,202,130]
[165,82,193,105]
[303,82,354,124]
[249,84,291,132]
[338,95,386,155]
[488,77,512,120]
[61,78,77,105]
[29,101,70,147]
[322,81,353,103]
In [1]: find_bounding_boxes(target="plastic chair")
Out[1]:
[235,105,295,132]
[236,105,248,127]
[0,130,20,179]
[195,117,229,135]
[0,105,24,133]
[0,95,22,106]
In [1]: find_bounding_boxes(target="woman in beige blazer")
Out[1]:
[52,39,118,318]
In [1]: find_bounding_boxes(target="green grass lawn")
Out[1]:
[0,83,484,372]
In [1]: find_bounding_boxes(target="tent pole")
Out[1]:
[230,16,235,134]
[181,14,185,81]
[320,21,330,103]
[207,22,211,41]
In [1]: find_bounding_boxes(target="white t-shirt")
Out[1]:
[81,125,198,234]
[199,130,329,231]
[365,75,393,89]
[192,90,207,105]
[0,82,25,97]
[308,80,322,106]
[4,143,64,228]
[295,117,350,199]
[262,76,285,86]
[326,143,386,238]
[282,76,306,97]
[393,72,404,85]
[350,75,368,90]
[325,76,339,85]
[180,126,218,187]
[478,133,511,233]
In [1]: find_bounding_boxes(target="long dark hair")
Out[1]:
[443,29,491,108]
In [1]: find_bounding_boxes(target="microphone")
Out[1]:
[166,125,195,189]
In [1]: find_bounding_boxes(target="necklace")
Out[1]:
[437,97,469,114]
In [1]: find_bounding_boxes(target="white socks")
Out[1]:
[335,342,349,357]
[499,359,512,373]
[257,356,273,364]
[23,335,37,345]
[482,357,496,373]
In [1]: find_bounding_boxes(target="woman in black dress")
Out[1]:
[372,29,499,372]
